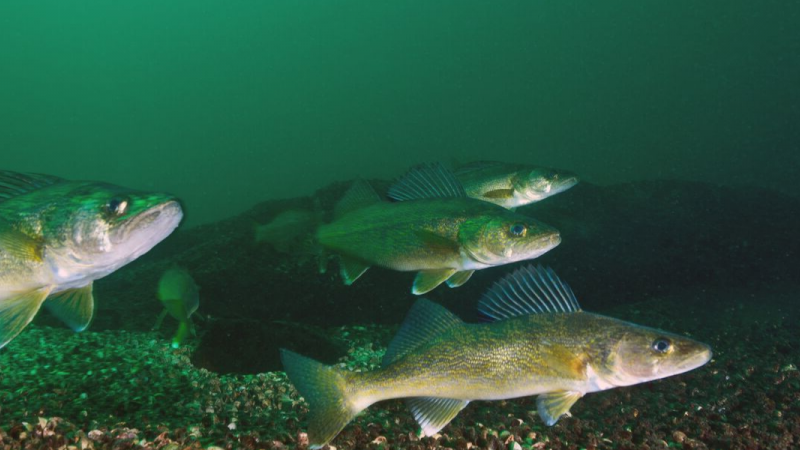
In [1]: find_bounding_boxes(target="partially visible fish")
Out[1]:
[0,171,183,348]
[154,265,199,348]
[454,161,579,209]
[282,265,712,448]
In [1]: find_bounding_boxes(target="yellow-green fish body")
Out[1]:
[454,161,579,209]
[0,171,183,348]
[316,164,561,294]
[318,197,559,272]
[282,266,712,448]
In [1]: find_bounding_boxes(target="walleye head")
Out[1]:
[459,213,561,266]
[516,168,579,202]
[46,182,184,281]
[590,324,712,388]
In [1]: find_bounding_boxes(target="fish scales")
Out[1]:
[317,199,478,271]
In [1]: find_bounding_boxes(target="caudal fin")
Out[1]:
[280,349,361,449]
[254,209,318,252]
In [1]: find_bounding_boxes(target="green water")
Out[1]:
[2,1,798,226]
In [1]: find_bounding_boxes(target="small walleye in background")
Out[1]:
[454,160,579,209]
[258,163,561,294]
[0,171,183,348]
[154,265,200,348]
[282,265,712,448]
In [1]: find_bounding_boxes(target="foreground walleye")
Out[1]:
[282,265,712,448]
[454,161,579,209]
[317,163,560,294]
[0,171,183,348]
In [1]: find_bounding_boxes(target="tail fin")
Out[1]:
[254,209,318,253]
[280,349,361,449]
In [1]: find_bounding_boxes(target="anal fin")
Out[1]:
[446,270,474,288]
[0,286,52,348]
[537,390,583,426]
[45,284,94,332]
[407,397,469,437]
[412,269,457,295]
[339,255,371,285]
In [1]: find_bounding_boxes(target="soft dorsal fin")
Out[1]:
[334,179,381,219]
[388,163,466,201]
[382,299,463,367]
[0,171,63,202]
[477,265,581,321]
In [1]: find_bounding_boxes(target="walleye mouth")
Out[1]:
[534,231,562,251]
[677,345,713,373]
[115,200,183,244]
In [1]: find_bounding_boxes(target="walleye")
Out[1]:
[282,265,712,448]
[0,171,183,348]
[154,265,199,348]
[454,161,579,209]
[317,163,560,294]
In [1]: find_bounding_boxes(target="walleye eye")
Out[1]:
[652,338,672,354]
[106,197,129,216]
[509,223,527,237]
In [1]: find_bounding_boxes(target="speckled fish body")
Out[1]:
[354,311,707,402]
[454,161,579,209]
[282,266,712,448]
[315,163,561,294]
[0,171,183,348]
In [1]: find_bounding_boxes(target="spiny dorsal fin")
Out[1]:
[388,163,466,201]
[477,265,581,321]
[0,171,63,202]
[334,179,381,219]
[407,397,470,437]
[382,299,463,367]
[45,284,95,332]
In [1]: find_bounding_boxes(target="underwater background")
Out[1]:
[1,1,799,450]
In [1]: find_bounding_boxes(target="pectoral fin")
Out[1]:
[537,390,583,426]
[44,284,94,332]
[482,188,515,199]
[0,286,51,348]
[446,270,474,288]
[412,269,457,295]
[413,231,460,255]
[407,397,470,437]
[0,224,44,263]
[339,256,371,285]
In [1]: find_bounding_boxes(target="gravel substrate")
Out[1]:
[1,286,798,450]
